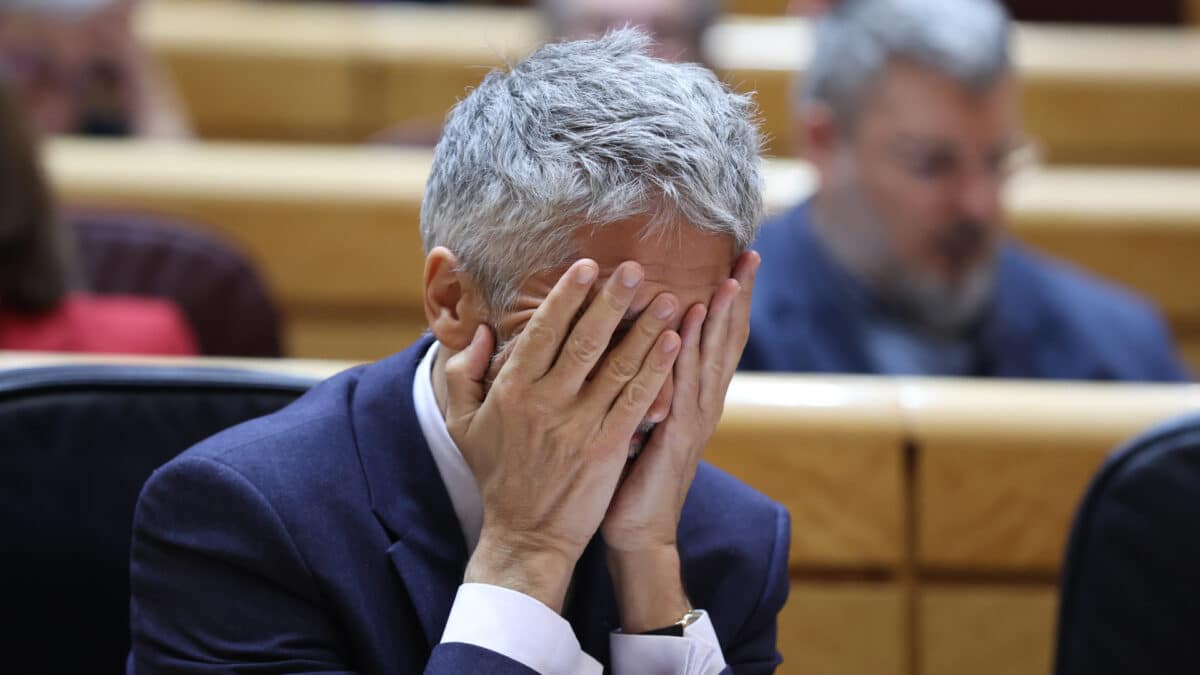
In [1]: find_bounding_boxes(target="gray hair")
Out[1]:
[421,28,764,313]
[803,0,1012,127]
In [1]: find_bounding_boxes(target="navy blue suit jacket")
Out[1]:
[741,202,1189,382]
[129,337,791,674]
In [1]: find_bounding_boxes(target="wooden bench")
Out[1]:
[45,137,1200,372]
[138,1,1200,165]
[902,378,1200,675]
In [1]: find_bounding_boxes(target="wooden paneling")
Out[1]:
[920,586,1058,675]
[780,582,906,675]
[46,138,1200,368]
[138,2,1200,165]
[905,379,1200,572]
[713,375,906,568]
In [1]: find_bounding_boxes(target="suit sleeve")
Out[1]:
[1139,308,1192,382]
[128,456,535,675]
[725,503,792,674]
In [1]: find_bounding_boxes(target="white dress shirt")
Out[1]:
[413,341,728,674]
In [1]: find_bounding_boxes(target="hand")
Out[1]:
[443,259,682,611]
[601,250,760,632]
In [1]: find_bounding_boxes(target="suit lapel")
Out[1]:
[351,336,469,650]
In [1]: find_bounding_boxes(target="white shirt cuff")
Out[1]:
[610,610,728,675]
[440,582,602,675]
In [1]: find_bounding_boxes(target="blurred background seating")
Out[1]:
[132,2,1200,164]
[42,138,1200,370]
[71,211,282,356]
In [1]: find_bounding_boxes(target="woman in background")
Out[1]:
[0,77,196,354]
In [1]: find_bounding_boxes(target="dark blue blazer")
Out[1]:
[129,337,791,674]
[741,202,1189,382]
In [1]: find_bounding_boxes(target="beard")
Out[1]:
[816,178,998,338]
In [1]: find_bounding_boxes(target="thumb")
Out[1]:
[443,324,494,426]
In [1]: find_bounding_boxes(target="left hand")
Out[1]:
[600,250,760,630]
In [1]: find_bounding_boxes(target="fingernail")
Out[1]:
[620,265,643,288]
[662,335,680,353]
[575,263,597,285]
[654,297,676,320]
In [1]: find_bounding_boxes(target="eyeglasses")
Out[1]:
[886,136,1042,186]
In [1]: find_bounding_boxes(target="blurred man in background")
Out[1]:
[741,0,1189,381]
[540,0,720,65]
[0,0,188,137]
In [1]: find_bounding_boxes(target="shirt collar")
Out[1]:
[412,340,484,554]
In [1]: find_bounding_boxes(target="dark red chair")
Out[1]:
[71,211,282,357]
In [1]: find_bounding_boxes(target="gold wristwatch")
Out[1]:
[639,609,704,637]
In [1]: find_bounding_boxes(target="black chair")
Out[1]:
[0,365,317,674]
[1055,412,1200,675]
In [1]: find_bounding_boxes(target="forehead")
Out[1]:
[859,60,1018,140]
[525,216,736,311]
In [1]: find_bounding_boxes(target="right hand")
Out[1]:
[443,259,681,611]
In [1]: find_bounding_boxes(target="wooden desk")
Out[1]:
[139,1,1200,165]
[45,137,1200,371]
[900,377,1200,675]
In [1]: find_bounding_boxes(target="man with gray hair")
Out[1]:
[128,30,789,674]
[742,0,1188,381]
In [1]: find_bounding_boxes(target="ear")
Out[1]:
[423,246,488,352]
[796,101,841,178]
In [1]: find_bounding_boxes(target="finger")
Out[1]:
[580,291,679,409]
[443,324,495,427]
[671,303,707,404]
[601,331,681,443]
[727,250,761,364]
[699,278,741,400]
[544,261,645,390]
[502,259,599,382]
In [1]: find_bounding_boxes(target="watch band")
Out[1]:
[638,609,703,637]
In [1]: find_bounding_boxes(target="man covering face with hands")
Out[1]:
[128,29,790,675]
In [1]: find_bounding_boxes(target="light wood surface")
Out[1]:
[44,138,1200,368]
[717,375,906,569]
[905,378,1200,572]
[780,582,906,675]
[138,2,1200,165]
[920,586,1058,675]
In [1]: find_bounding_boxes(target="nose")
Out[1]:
[959,166,1003,226]
[645,370,674,424]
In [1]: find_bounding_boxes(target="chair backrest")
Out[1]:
[1055,412,1200,675]
[71,211,283,357]
[0,365,316,674]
